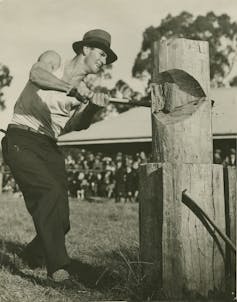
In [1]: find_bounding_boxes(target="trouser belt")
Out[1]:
[7,123,44,134]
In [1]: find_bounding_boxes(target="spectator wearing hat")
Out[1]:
[1,29,117,286]
[213,148,223,164]
[229,148,236,166]
[125,166,134,202]
[114,161,126,202]
[223,147,236,167]
[131,161,140,202]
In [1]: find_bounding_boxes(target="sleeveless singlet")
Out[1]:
[11,60,83,139]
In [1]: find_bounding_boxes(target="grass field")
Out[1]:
[0,193,141,302]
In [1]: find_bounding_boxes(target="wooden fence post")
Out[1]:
[224,166,236,294]
[0,162,3,194]
[139,39,227,300]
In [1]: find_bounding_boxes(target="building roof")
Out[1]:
[211,88,237,138]
[58,88,237,146]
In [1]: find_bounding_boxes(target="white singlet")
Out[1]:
[11,61,83,139]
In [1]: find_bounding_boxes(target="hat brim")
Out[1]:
[72,40,117,65]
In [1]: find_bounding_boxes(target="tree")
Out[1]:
[132,12,237,87]
[0,63,12,110]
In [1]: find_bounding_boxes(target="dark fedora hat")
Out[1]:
[72,29,118,65]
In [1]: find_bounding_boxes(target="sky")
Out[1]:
[0,0,237,131]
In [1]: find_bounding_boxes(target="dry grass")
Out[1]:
[0,193,140,302]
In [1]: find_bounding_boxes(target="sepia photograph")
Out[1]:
[0,0,236,301]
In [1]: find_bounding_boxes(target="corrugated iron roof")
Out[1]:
[211,87,237,137]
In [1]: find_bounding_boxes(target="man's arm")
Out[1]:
[29,50,71,93]
[62,92,110,134]
[62,102,100,134]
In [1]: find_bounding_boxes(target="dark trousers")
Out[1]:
[1,128,70,274]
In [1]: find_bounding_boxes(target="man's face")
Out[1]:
[84,47,107,74]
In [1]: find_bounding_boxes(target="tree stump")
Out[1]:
[139,163,226,299]
[139,39,227,300]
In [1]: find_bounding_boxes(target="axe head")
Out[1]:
[156,68,206,98]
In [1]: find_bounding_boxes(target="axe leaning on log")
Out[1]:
[182,189,236,254]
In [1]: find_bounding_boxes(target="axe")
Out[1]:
[73,69,207,108]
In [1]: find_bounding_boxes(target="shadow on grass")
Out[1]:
[0,239,124,292]
[0,240,49,287]
[68,258,122,290]
[97,246,143,300]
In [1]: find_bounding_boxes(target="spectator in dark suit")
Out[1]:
[114,161,126,202]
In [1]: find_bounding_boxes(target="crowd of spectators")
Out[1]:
[1,145,236,200]
[64,149,150,202]
[213,147,236,166]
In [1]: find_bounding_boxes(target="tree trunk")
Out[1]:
[139,163,225,300]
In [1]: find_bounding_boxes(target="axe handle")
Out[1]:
[109,97,151,107]
[109,97,131,104]
[182,190,236,253]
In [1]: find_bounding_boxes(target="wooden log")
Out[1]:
[152,38,210,98]
[223,166,236,294]
[151,70,207,113]
[151,39,212,164]
[152,98,212,164]
[139,163,226,300]
[140,38,226,300]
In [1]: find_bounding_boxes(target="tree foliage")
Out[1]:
[132,12,237,87]
[0,63,12,110]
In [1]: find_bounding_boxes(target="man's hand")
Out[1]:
[76,81,94,99]
[67,81,94,104]
[67,87,87,104]
[67,81,109,107]
[90,92,109,107]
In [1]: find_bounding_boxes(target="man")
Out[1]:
[1,29,117,286]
